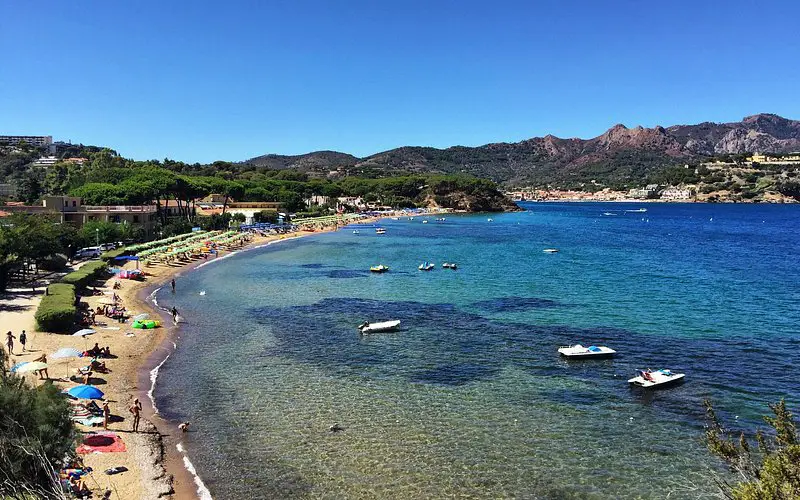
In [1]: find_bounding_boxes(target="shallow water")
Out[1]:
[155,202,800,499]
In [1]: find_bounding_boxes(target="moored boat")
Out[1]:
[543,248,559,253]
[625,208,648,213]
[558,344,616,358]
[628,369,685,388]
[375,228,386,234]
[353,230,360,234]
[370,264,389,273]
[418,262,435,271]
[442,262,458,269]
[358,320,401,334]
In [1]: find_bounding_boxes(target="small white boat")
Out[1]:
[422,220,429,224]
[625,208,648,213]
[543,248,559,253]
[358,320,401,334]
[558,344,615,358]
[375,228,386,234]
[436,217,446,221]
[370,264,389,273]
[628,369,685,388]
[487,218,493,222]
[419,262,435,271]
[442,262,457,269]
[602,212,617,216]
[353,230,360,234]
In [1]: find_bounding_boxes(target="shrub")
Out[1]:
[38,254,68,271]
[101,247,127,262]
[34,284,76,332]
[0,348,76,497]
[60,261,109,289]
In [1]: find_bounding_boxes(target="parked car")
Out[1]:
[99,242,117,251]
[75,247,102,259]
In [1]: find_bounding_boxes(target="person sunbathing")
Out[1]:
[90,358,109,373]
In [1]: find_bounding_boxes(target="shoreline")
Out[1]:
[130,220,384,499]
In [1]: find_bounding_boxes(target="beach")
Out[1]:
[0,218,383,500]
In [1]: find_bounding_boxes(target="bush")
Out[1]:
[38,254,67,271]
[60,261,109,288]
[0,349,76,497]
[34,283,76,332]
[101,247,127,262]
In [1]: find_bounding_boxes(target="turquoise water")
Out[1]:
[155,203,800,499]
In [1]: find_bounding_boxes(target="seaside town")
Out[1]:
[506,154,800,204]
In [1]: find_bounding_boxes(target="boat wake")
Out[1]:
[177,442,213,500]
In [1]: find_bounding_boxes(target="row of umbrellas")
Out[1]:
[125,230,210,254]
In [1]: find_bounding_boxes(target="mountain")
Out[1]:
[243,114,800,187]
[244,151,359,171]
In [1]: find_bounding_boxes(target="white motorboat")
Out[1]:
[487,218,493,222]
[558,344,616,358]
[543,248,559,253]
[625,208,648,213]
[375,228,386,234]
[358,320,401,334]
[628,369,685,388]
[419,262,435,271]
[422,220,429,224]
[602,212,617,216]
[353,230,360,234]
[442,262,458,269]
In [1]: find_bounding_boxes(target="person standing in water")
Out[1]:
[171,278,176,293]
[171,306,178,323]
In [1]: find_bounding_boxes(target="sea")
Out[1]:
[153,202,800,499]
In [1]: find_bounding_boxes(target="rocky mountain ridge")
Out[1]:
[243,114,800,187]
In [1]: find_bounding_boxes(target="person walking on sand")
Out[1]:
[129,397,142,432]
[171,278,176,293]
[5,331,15,355]
[19,330,26,352]
[102,400,110,430]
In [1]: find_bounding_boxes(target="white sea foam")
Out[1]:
[147,350,171,414]
[177,442,213,500]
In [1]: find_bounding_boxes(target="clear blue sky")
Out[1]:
[2,0,799,163]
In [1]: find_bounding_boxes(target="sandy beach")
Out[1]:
[0,218,383,500]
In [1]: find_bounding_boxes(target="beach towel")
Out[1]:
[76,432,126,454]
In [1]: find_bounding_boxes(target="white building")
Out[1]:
[0,135,53,147]
[661,187,694,200]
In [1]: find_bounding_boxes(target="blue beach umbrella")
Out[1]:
[66,385,105,400]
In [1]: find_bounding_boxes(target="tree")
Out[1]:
[705,399,800,499]
[0,348,75,498]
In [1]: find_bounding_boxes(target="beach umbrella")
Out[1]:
[15,361,48,374]
[133,313,150,321]
[66,385,104,400]
[73,328,96,349]
[51,347,83,359]
[52,347,84,377]
[10,361,30,373]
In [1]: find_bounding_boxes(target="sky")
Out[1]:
[2,0,799,163]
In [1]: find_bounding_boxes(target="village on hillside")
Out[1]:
[507,153,800,203]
